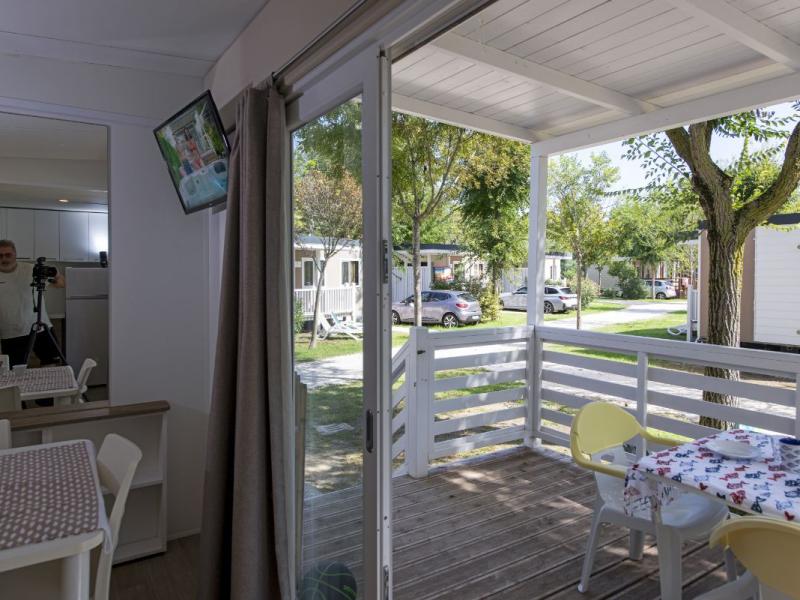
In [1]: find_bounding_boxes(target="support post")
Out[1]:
[526,154,548,448]
[794,373,800,441]
[636,351,649,458]
[407,327,432,477]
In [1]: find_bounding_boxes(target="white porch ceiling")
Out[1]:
[0,0,269,77]
[392,0,800,146]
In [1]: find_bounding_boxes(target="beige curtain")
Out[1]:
[199,85,295,600]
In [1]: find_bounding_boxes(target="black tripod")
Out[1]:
[22,277,67,367]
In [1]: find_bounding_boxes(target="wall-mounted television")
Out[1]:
[154,91,230,214]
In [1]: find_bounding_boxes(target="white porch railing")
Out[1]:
[294,286,360,318]
[391,324,800,477]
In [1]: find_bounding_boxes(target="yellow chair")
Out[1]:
[696,517,800,600]
[570,402,730,595]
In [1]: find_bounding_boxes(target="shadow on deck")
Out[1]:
[303,447,732,599]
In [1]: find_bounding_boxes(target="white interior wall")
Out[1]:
[0,53,208,537]
[205,0,358,109]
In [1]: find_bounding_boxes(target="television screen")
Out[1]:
[154,91,230,214]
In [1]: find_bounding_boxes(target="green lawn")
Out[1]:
[295,299,627,363]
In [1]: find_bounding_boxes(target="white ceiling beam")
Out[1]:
[430,32,655,115]
[666,0,800,70]
[531,71,800,155]
[392,93,539,142]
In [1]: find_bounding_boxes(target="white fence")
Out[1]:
[391,324,800,477]
[294,286,360,319]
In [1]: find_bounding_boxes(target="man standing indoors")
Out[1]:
[0,240,65,367]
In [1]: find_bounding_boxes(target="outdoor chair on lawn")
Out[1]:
[696,516,800,600]
[570,401,730,593]
[317,313,362,341]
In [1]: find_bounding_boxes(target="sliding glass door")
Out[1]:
[290,47,392,600]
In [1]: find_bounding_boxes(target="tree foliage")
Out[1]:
[547,153,619,328]
[623,103,800,426]
[459,136,530,292]
[294,169,362,347]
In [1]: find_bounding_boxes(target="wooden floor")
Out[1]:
[112,447,732,599]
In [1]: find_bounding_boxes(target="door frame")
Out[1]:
[288,44,392,599]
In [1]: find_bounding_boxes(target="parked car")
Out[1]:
[391,290,482,327]
[499,286,578,313]
[642,279,677,299]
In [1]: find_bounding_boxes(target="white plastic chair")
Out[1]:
[571,402,730,594]
[71,359,97,404]
[94,433,142,600]
[0,419,10,449]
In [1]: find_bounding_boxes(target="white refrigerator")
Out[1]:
[65,267,109,387]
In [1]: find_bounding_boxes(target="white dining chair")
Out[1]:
[0,434,142,600]
[94,433,142,600]
[0,419,10,449]
[71,358,97,404]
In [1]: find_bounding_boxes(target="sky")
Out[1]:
[568,101,797,192]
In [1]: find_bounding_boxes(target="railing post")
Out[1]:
[525,326,542,448]
[406,327,432,478]
[636,351,649,457]
[794,373,800,440]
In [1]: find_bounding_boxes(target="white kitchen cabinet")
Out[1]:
[88,212,108,260]
[60,211,90,262]
[34,211,60,260]
[6,209,35,259]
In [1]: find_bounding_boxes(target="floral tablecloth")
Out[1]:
[624,429,799,522]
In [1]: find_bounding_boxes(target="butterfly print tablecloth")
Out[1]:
[624,429,798,522]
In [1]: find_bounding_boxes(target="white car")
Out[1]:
[643,279,678,299]
[499,286,578,313]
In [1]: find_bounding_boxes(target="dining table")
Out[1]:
[624,428,797,600]
[0,365,79,403]
[0,439,110,599]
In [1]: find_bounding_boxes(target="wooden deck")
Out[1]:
[305,447,732,600]
[112,447,733,599]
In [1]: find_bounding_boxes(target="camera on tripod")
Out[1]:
[31,257,58,290]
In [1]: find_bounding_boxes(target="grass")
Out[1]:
[545,310,688,363]
[294,299,627,364]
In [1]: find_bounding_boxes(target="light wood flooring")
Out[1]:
[112,447,733,599]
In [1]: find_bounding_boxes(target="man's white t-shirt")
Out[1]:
[0,262,51,339]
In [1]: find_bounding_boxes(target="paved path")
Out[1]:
[296,301,686,388]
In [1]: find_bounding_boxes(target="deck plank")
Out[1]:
[113,447,735,600]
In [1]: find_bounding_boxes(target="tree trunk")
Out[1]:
[309,261,325,349]
[651,268,656,300]
[412,215,422,327]
[701,227,744,428]
[576,257,583,330]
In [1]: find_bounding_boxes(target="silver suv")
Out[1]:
[392,290,482,328]
[643,279,677,299]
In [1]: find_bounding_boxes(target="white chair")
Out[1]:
[71,358,97,404]
[0,419,10,449]
[94,433,142,600]
[0,434,142,600]
[571,402,730,594]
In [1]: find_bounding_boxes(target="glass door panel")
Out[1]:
[293,97,366,598]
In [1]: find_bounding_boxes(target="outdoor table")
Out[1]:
[0,366,79,403]
[624,429,796,600]
[0,440,110,599]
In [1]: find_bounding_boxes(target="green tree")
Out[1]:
[459,136,530,293]
[392,113,475,325]
[609,195,684,298]
[547,153,619,329]
[295,169,362,348]
[624,105,800,425]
